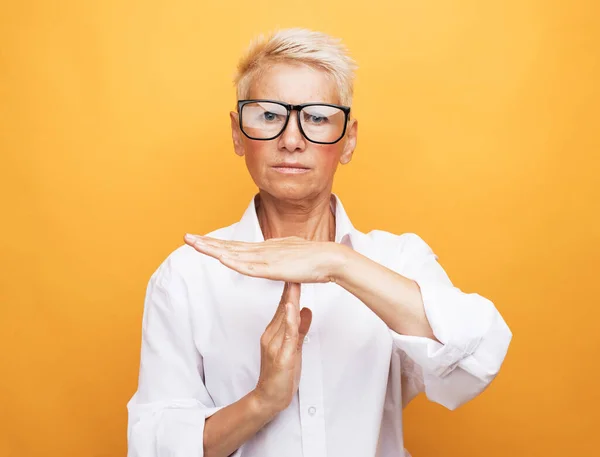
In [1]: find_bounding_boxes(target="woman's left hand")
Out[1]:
[184,234,346,283]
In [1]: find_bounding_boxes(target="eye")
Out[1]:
[304,112,328,124]
[263,112,277,121]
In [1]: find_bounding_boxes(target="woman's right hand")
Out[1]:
[253,282,313,414]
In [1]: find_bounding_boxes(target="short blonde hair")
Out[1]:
[234,28,358,106]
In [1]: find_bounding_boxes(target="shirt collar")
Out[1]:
[232,193,356,249]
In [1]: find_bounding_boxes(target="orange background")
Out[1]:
[1,1,599,456]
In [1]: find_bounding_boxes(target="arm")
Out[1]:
[332,243,438,341]
[332,233,512,410]
[203,392,277,457]
[205,282,312,457]
[182,232,511,409]
[128,250,310,457]
[128,253,274,457]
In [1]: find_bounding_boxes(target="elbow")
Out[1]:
[472,310,513,382]
[426,313,513,411]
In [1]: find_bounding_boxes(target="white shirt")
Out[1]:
[127,194,512,457]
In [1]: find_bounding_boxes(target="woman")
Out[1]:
[127,28,512,457]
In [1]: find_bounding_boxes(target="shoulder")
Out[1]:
[363,229,437,269]
[150,223,238,284]
[366,229,435,255]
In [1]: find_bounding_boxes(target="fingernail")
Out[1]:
[184,233,196,243]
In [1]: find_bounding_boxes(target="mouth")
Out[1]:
[272,164,311,174]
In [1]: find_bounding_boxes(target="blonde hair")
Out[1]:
[234,28,358,106]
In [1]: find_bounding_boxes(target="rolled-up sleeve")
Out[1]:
[127,255,223,457]
[389,233,512,410]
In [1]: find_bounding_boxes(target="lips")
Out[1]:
[273,163,310,169]
[272,163,311,174]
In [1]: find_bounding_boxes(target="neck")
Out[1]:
[255,191,336,242]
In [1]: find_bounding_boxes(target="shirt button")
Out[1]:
[308,406,317,416]
[304,335,310,343]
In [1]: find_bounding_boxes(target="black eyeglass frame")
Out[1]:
[237,99,351,145]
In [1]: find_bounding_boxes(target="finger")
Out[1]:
[271,288,304,347]
[280,282,290,301]
[269,302,292,353]
[275,283,300,336]
[271,282,298,327]
[262,311,283,347]
[185,235,288,283]
[184,235,226,258]
[186,236,287,281]
[186,234,258,252]
[202,237,297,262]
[263,283,291,341]
[184,235,237,256]
[276,282,294,313]
[297,307,313,350]
[266,282,289,329]
[184,234,221,249]
[286,282,301,306]
[190,246,266,279]
[276,282,300,313]
[279,303,300,363]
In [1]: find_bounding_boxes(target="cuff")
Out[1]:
[391,277,498,379]
[128,398,224,457]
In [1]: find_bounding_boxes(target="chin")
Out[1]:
[261,183,319,202]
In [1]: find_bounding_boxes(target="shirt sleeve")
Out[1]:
[389,233,512,410]
[127,254,223,457]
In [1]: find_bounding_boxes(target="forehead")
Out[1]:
[248,62,339,105]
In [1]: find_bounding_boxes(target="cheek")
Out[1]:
[243,141,273,174]
[314,145,342,172]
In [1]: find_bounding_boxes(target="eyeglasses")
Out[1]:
[237,99,351,145]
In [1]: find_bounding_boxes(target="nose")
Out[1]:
[277,110,306,152]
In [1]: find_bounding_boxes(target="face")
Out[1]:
[230,62,357,203]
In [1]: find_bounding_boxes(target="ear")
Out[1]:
[230,111,245,157]
[339,118,357,165]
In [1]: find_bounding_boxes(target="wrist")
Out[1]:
[248,389,282,421]
[327,242,352,284]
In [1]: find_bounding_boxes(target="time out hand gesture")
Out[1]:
[254,282,312,413]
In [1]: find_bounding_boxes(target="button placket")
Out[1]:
[298,283,327,457]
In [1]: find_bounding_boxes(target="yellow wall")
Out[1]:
[1,1,598,456]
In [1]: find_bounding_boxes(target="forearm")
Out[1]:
[204,390,279,457]
[332,245,438,341]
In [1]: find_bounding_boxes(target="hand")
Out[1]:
[184,234,345,283]
[253,282,312,413]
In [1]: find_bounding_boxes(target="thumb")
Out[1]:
[297,307,313,349]
[286,282,301,306]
